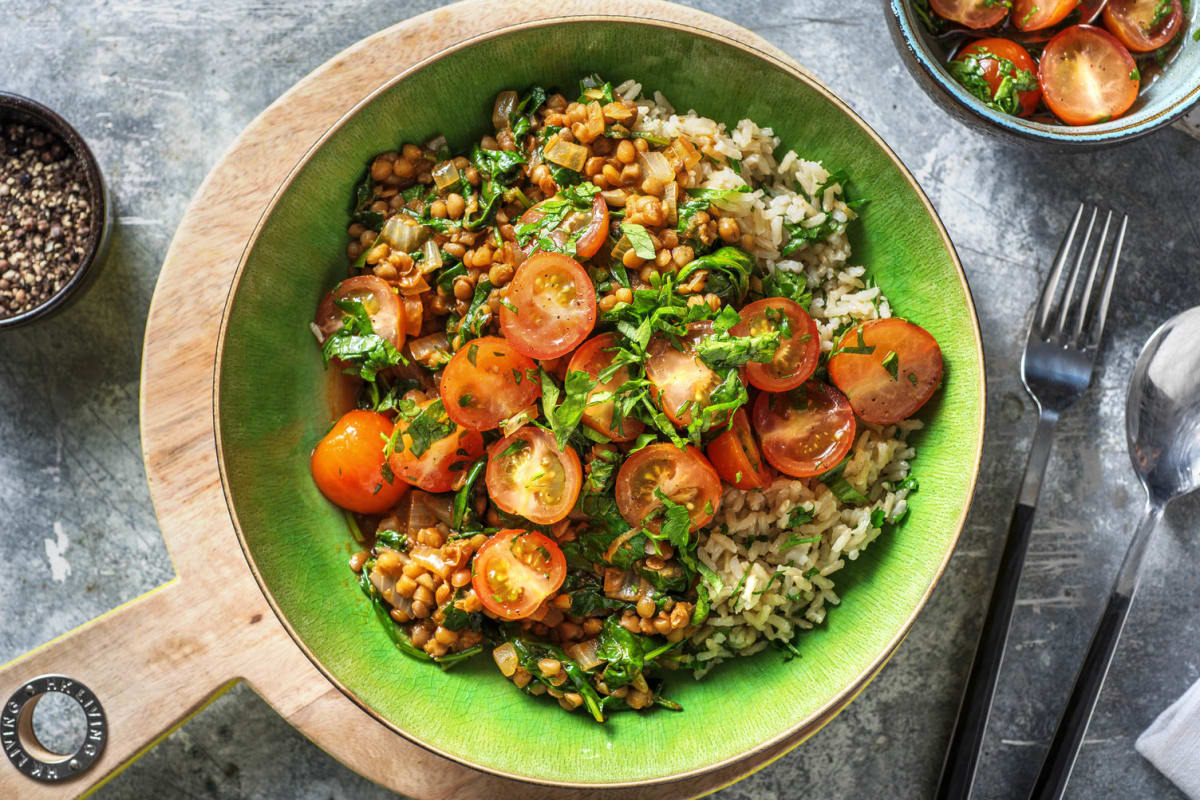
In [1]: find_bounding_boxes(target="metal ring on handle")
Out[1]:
[1,675,107,783]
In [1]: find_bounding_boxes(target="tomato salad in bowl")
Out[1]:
[917,0,1194,125]
[308,75,944,721]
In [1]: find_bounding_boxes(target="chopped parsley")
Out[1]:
[881,350,899,380]
[947,48,1038,117]
[321,298,407,381]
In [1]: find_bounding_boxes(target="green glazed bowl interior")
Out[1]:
[217,17,984,786]
[888,0,1200,145]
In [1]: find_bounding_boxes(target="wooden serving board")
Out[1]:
[0,3,891,797]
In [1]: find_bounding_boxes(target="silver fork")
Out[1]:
[935,204,1129,800]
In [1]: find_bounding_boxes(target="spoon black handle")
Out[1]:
[936,409,1060,800]
[1028,502,1164,800]
[1027,590,1132,800]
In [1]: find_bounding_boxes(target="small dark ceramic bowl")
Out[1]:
[0,92,112,329]
[886,0,1200,146]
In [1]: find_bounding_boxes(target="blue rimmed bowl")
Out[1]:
[886,0,1200,146]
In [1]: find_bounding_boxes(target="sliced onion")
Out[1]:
[382,215,427,251]
[500,404,538,438]
[408,333,452,369]
[670,136,702,170]
[638,149,673,183]
[369,567,414,614]
[422,239,443,271]
[662,182,678,225]
[566,638,602,671]
[396,273,429,297]
[493,643,518,677]
[432,161,460,191]
[402,296,423,338]
[543,137,588,172]
[601,189,629,208]
[584,102,605,140]
[492,90,518,130]
[425,134,448,157]
[410,543,452,579]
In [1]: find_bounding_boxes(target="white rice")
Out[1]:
[616,84,923,675]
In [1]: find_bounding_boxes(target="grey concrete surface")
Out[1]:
[1,1,1197,798]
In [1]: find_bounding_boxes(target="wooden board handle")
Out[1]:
[0,580,245,798]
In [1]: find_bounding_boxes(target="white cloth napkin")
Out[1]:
[1136,677,1200,799]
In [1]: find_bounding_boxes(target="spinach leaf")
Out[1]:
[560,570,630,616]
[452,457,486,529]
[675,246,753,305]
[451,277,495,342]
[375,528,408,552]
[509,86,547,139]
[471,144,526,182]
[595,614,644,689]
[441,588,483,632]
[578,73,615,104]
[505,632,604,722]
[351,170,384,229]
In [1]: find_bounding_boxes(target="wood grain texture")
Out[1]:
[0,2,851,797]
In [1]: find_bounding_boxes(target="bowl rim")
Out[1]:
[886,0,1200,144]
[0,91,113,329]
[213,13,987,788]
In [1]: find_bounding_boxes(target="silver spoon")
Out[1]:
[1030,306,1200,799]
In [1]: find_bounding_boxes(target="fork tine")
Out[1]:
[1055,206,1098,337]
[1071,209,1113,343]
[1085,214,1128,349]
[1035,203,1085,336]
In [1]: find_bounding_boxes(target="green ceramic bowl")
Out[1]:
[216,17,985,788]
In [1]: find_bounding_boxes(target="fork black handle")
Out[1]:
[935,503,1037,800]
[936,410,1060,800]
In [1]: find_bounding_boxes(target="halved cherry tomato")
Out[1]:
[314,275,403,349]
[486,426,582,524]
[517,193,609,259]
[614,443,722,533]
[310,410,408,514]
[645,321,736,428]
[499,252,597,360]
[929,0,1010,29]
[732,297,821,392]
[566,333,646,442]
[955,39,1043,117]
[705,408,771,490]
[1039,25,1140,125]
[1103,0,1183,51]
[827,318,943,425]
[752,382,856,479]
[1014,0,1080,31]
[440,336,541,431]
[387,399,485,493]
[471,529,567,620]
